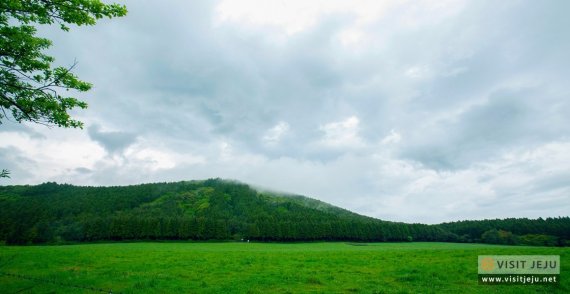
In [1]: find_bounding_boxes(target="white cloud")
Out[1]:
[215,0,465,35]
[405,65,431,79]
[338,28,366,47]
[381,129,402,145]
[0,129,105,182]
[262,121,290,144]
[125,147,176,171]
[318,116,364,149]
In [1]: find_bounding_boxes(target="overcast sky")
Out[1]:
[1,0,569,223]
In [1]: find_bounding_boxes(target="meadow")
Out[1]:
[0,242,567,293]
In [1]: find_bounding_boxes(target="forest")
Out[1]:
[0,179,568,246]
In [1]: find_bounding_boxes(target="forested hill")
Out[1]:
[0,179,568,246]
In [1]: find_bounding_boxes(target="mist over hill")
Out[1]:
[0,179,568,246]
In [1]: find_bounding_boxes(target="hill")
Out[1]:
[0,179,568,245]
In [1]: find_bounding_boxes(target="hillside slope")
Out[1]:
[0,179,568,245]
[0,179,447,244]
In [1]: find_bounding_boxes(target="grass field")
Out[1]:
[0,242,567,293]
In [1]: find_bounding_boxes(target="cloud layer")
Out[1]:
[1,0,569,223]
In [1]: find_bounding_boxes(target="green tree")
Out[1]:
[0,0,127,176]
[1,0,127,127]
[481,229,501,244]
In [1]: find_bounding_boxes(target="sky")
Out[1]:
[1,0,569,223]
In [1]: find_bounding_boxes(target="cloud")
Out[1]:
[0,146,37,180]
[263,121,290,145]
[381,129,401,145]
[0,128,106,183]
[74,167,92,175]
[0,0,568,223]
[88,124,137,155]
[318,116,364,149]
[401,86,570,170]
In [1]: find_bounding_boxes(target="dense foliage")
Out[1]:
[0,0,127,127]
[439,217,570,246]
[0,179,568,246]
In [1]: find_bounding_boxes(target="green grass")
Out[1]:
[0,242,568,293]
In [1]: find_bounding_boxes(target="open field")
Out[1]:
[0,242,568,293]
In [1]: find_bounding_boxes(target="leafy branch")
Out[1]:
[0,0,127,179]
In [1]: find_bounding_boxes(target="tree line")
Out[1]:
[0,179,568,246]
[439,217,570,246]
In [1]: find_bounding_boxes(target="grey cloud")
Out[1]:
[401,86,570,170]
[74,167,93,175]
[0,122,46,140]
[529,171,570,195]
[88,124,137,154]
[38,0,570,158]
[0,147,36,180]
[40,2,377,159]
[2,0,569,223]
